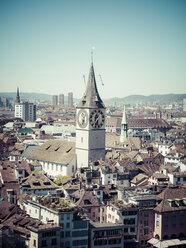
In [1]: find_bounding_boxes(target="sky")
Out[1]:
[0,0,186,99]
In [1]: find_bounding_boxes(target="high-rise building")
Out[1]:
[59,94,64,106]
[53,95,58,106]
[76,62,105,168]
[14,88,36,121]
[68,92,73,107]
[183,99,186,112]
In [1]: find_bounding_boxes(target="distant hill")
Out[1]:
[0,92,185,105]
[104,94,186,105]
[0,92,79,103]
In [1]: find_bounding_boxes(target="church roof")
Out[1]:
[78,63,105,109]
[26,139,75,165]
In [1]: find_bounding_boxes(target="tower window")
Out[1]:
[81,137,83,143]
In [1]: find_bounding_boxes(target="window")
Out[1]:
[51,238,57,246]
[144,229,148,235]
[81,137,83,143]
[156,221,159,228]
[73,221,88,229]
[72,230,88,237]
[65,241,70,248]
[66,222,70,228]
[60,231,64,237]
[66,231,71,237]
[72,239,88,246]
[144,220,148,227]
[33,239,36,247]
[41,240,47,247]
[144,212,149,218]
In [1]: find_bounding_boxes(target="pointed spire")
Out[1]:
[121,105,127,124]
[16,86,20,103]
[120,105,128,143]
[78,63,105,109]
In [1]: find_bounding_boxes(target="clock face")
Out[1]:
[77,109,88,128]
[90,109,105,128]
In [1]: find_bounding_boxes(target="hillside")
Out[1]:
[104,94,186,105]
[0,92,185,105]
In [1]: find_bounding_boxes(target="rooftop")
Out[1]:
[26,139,75,164]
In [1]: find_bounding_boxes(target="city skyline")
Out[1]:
[0,0,186,99]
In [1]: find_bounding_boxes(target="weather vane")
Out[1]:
[91,46,95,63]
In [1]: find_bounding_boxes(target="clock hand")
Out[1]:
[95,115,101,124]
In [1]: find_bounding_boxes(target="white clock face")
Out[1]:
[77,109,88,128]
[90,109,105,128]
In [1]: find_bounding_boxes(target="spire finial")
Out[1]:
[91,46,95,63]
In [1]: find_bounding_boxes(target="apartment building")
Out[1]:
[19,197,89,248]
[89,221,125,248]
[107,202,138,248]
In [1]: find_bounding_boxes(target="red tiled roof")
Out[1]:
[128,119,170,128]
[154,187,186,212]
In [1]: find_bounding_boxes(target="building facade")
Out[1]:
[14,87,36,121]
[53,95,58,106]
[19,198,89,248]
[15,102,36,121]
[68,92,73,107]
[59,94,64,106]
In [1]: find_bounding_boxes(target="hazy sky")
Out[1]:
[0,0,186,99]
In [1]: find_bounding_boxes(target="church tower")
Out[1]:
[120,105,128,142]
[15,86,20,103]
[76,62,105,168]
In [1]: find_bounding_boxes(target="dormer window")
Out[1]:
[84,199,91,205]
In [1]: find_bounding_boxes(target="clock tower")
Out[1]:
[76,62,105,168]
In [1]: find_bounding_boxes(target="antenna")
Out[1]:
[91,46,95,63]
[83,75,86,86]
[98,74,104,86]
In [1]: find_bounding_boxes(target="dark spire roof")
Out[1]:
[15,87,20,103]
[78,63,105,109]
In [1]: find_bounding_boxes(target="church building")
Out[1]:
[76,62,106,168]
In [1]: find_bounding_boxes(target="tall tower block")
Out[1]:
[76,62,105,168]
[120,105,128,142]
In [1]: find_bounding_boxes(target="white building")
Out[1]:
[158,142,175,156]
[167,172,186,185]
[14,87,36,121]
[15,102,36,121]
[164,152,183,165]
[26,139,76,177]
[107,203,138,246]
